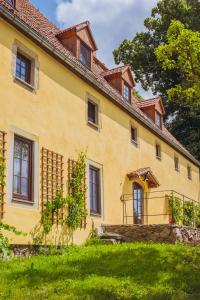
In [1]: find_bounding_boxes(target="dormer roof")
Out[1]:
[102,65,135,87]
[56,21,98,51]
[137,96,165,115]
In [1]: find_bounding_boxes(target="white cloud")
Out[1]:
[56,0,157,98]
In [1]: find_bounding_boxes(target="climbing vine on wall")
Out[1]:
[168,193,200,227]
[0,153,25,258]
[34,152,87,246]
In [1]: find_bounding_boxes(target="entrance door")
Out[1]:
[133,183,143,224]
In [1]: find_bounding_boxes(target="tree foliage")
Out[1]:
[113,0,200,160]
[155,20,200,105]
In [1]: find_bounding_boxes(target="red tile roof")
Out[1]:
[127,167,160,188]
[0,0,198,166]
[56,20,98,51]
[137,96,165,114]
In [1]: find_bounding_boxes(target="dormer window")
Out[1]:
[123,83,131,102]
[155,111,162,129]
[80,41,91,69]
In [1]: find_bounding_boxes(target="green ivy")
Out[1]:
[183,202,195,227]
[168,193,182,224]
[37,152,87,245]
[0,152,25,258]
[168,193,200,228]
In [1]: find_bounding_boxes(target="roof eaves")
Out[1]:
[0,3,199,168]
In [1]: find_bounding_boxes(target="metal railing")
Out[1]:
[121,190,200,227]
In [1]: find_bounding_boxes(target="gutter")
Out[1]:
[0,4,200,168]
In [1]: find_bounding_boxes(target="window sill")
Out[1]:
[90,212,102,218]
[156,156,162,161]
[14,76,34,91]
[12,198,34,206]
[88,121,99,130]
[131,140,138,147]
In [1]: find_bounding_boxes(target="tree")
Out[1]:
[113,0,200,160]
[155,20,200,105]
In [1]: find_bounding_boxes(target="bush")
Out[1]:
[183,202,195,227]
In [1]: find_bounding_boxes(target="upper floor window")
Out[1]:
[80,42,91,69]
[123,83,131,102]
[187,165,192,180]
[131,126,138,145]
[155,111,162,129]
[88,100,98,128]
[89,165,101,215]
[16,52,31,84]
[156,143,161,160]
[13,135,33,202]
[174,155,180,172]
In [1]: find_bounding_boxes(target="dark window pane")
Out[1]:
[123,84,130,102]
[13,135,33,201]
[156,144,161,159]
[80,42,91,68]
[22,160,29,178]
[14,158,20,176]
[88,101,97,124]
[16,53,31,84]
[21,178,28,196]
[131,127,137,143]
[89,166,101,215]
[13,176,20,194]
[155,112,162,128]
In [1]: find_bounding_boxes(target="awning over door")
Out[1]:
[127,167,160,188]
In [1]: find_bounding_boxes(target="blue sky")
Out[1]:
[30,0,157,97]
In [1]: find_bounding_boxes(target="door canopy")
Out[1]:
[127,167,160,188]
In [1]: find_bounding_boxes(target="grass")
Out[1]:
[0,243,200,300]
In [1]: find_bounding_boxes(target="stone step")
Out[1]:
[100,238,119,245]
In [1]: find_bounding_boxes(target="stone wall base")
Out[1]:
[103,224,200,244]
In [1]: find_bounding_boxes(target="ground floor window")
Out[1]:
[89,165,101,215]
[13,135,33,202]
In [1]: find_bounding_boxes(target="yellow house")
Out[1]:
[0,0,200,245]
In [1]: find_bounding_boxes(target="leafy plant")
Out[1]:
[0,152,26,258]
[183,201,195,227]
[168,193,182,224]
[0,223,25,259]
[35,152,87,246]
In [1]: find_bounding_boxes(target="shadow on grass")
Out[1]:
[1,244,200,299]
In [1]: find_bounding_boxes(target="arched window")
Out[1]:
[133,183,143,224]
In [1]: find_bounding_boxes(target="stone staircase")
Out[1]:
[95,227,124,244]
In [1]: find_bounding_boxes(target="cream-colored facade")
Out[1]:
[0,15,200,245]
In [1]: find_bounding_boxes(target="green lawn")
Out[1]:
[0,243,200,300]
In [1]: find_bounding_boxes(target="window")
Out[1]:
[16,52,31,84]
[13,135,33,202]
[131,126,138,145]
[187,165,192,180]
[88,100,98,126]
[80,42,91,68]
[156,143,161,160]
[155,112,162,129]
[123,83,131,102]
[89,165,101,215]
[174,155,180,172]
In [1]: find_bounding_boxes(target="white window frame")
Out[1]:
[87,159,104,220]
[8,126,39,209]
